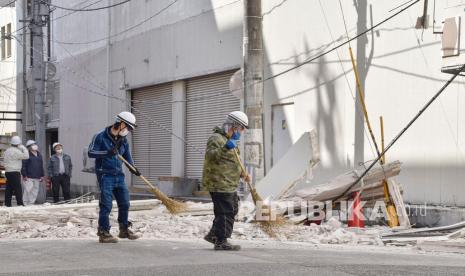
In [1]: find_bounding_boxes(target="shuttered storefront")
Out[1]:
[185,70,240,179]
[132,83,172,186]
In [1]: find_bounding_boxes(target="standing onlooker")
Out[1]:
[3,136,29,207]
[48,142,73,203]
[21,140,45,205]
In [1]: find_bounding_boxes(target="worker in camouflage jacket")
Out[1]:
[202,111,250,251]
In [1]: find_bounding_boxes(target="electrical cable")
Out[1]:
[0,0,16,10]
[53,0,179,45]
[44,0,418,108]
[262,0,420,82]
[334,63,465,202]
[12,0,422,158]
[43,0,130,12]
[52,0,106,21]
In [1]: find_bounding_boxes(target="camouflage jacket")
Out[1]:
[202,127,242,193]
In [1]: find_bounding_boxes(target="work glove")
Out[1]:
[231,130,241,140]
[225,130,241,150]
[225,139,238,150]
[126,163,141,176]
[108,147,118,156]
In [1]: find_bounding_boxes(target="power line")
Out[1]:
[335,63,465,202]
[7,0,27,37]
[33,0,418,109]
[263,0,420,82]
[15,0,421,156]
[43,0,130,12]
[59,77,206,154]
[388,0,417,13]
[51,0,106,21]
[0,0,16,10]
[53,0,180,45]
[12,34,206,154]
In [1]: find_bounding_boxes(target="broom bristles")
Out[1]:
[117,154,187,214]
[151,187,187,214]
[250,187,287,236]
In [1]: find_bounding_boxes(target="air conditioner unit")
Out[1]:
[441,16,465,74]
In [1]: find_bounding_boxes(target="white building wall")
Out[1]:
[51,0,243,188]
[0,5,17,135]
[51,0,465,206]
[263,0,465,206]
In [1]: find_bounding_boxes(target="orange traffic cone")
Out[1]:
[348,191,365,228]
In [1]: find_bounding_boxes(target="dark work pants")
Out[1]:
[4,172,23,207]
[52,174,71,203]
[208,192,239,243]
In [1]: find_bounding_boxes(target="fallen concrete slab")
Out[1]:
[248,130,320,201]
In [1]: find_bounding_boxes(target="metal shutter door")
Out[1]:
[132,83,172,186]
[185,70,240,179]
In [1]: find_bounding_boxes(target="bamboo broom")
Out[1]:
[118,155,187,214]
[233,149,285,237]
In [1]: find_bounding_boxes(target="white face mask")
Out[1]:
[119,128,129,137]
[31,145,38,151]
[56,149,63,154]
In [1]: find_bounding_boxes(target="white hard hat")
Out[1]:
[116,111,137,130]
[10,136,21,146]
[26,140,36,147]
[52,142,62,149]
[227,111,249,129]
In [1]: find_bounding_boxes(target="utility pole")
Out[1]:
[21,0,27,141]
[353,0,368,167]
[243,0,265,183]
[30,0,48,156]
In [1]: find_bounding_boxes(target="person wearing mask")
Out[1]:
[3,136,29,207]
[48,142,73,203]
[21,140,45,205]
[88,111,141,243]
[202,111,250,251]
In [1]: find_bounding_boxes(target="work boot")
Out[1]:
[214,240,241,251]
[203,232,217,244]
[118,222,140,240]
[97,229,118,243]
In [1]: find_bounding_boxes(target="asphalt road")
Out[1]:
[0,239,464,275]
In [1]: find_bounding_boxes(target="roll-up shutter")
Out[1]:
[132,83,172,185]
[185,70,240,179]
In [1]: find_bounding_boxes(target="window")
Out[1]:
[6,24,11,58]
[1,26,5,60]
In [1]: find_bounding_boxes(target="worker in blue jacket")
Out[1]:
[88,111,141,243]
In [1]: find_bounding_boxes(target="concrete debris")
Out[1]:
[280,160,410,228]
[0,200,384,246]
[286,161,402,203]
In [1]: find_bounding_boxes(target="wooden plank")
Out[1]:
[387,179,411,228]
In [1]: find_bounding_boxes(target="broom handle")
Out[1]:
[232,149,255,190]
[117,154,157,190]
[233,149,247,176]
